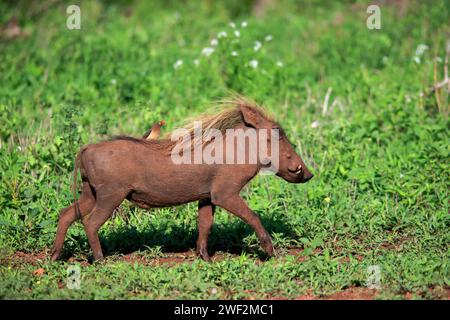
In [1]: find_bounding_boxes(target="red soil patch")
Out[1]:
[5,246,363,266]
[295,294,317,300]
[2,251,48,266]
[123,250,238,266]
[264,287,378,300]
[294,289,316,300]
[2,249,237,267]
[324,287,378,300]
[265,288,376,300]
[119,251,198,266]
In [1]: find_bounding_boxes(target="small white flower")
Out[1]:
[211,38,218,46]
[253,41,262,51]
[229,22,236,28]
[311,121,319,129]
[17,146,22,151]
[211,288,218,295]
[264,35,273,42]
[231,51,238,57]
[194,59,199,66]
[241,21,247,28]
[234,30,240,37]
[415,44,429,57]
[413,56,421,64]
[276,61,284,67]
[218,31,227,38]
[201,47,214,57]
[249,59,258,69]
[110,79,117,85]
[173,59,183,69]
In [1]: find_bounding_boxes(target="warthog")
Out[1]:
[50,97,313,262]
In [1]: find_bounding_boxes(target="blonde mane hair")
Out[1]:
[113,95,274,153]
[162,95,273,151]
[171,95,273,137]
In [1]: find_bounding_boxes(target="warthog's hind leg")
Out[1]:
[50,182,95,262]
[82,187,128,262]
[196,199,215,262]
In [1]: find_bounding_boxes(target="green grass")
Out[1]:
[0,0,449,299]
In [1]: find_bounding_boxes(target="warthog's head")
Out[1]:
[240,104,314,184]
[275,127,314,183]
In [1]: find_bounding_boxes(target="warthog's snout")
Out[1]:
[287,163,314,183]
[302,170,314,182]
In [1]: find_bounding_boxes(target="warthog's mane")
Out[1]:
[111,95,274,153]
[176,95,272,138]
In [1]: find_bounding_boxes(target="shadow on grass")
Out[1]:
[61,213,297,261]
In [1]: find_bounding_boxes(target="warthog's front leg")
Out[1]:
[196,199,215,262]
[211,193,274,257]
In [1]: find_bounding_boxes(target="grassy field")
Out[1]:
[0,0,449,299]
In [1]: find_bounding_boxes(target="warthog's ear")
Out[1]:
[240,105,263,128]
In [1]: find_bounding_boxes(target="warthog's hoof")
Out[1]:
[196,248,212,262]
[50,249,61,262]
[260,236,274,257]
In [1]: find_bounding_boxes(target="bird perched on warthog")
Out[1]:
[142,120,165,140]
[50,96,313,262]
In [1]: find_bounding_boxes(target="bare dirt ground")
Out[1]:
[3,249,449,300]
